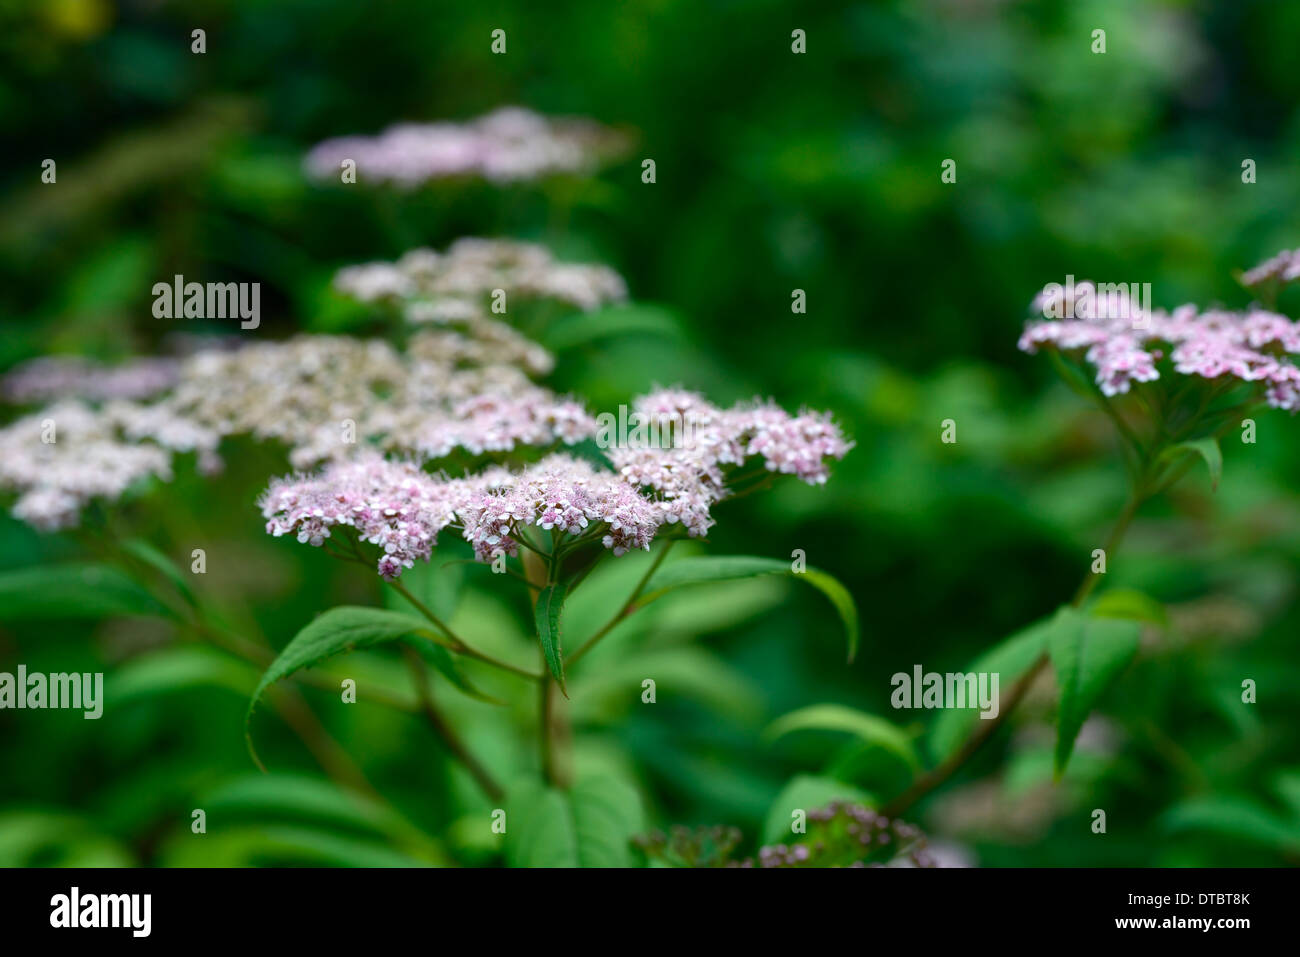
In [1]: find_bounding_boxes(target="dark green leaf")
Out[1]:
[928,609,1065,762]
[245,606,437,767]
[1159,437,1222,491]
[122,538,198,608]
[534,582,568,693]
[1049,611,1140,775]
[0,563,169,621]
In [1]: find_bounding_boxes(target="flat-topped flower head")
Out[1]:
[0,400,219,531]
[2,356,179,405]
[333,238,628,320]
[1020,275,1300,408]
[1242,249,1300,289]
[305,107,629,187]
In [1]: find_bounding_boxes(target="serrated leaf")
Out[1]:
[0,562,169,621]
[534,582,568,693]
[245,606,436,767]
[765,704,919,771]
[760,775,873,845]
[1159,437,1222,491]
[1049,612,1140,775]
[504,776,643,867]
[635,555,859,661]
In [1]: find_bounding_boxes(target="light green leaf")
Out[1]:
[109,646,257,705]
[201,773,420,844]
[504,776,644,867]
[1049,611,1140,775]
[1159,437,1222,491]
[534,582,568,693]
[635,556,859,661]
[541,303,683,352]
[761,775,873,845]
[245,606,436,766]
[0,562,169,621]
[765,704,919,771]
[122,538,197,609]
[1088,588,1168,627]
[1162,797,1300,852]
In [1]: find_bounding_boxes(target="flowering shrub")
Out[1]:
[0,160,857,864]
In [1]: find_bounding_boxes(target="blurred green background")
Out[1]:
[2,0,1299,866]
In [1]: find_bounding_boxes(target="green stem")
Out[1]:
[567,538,675,667]
[401,646,504,801]
[881,450,1155,818]
[387,579,540,680]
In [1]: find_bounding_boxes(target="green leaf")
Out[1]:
[245,606,436,767]
[121,538,198,609]
[1049,611,1140,775]
[1159,437,1222,491]
[928,609,1063,762]
[109,647,257,705]
[0,562,169,621]
[636,556,859,662]
[541,303,683,352]
[761,775,873,845]
[534,582,568,693]
[504,776,644,867]
[765,704,920,771]
[201,773,419,843]
[1162,797,1300,852]
[1088,588,1168,627]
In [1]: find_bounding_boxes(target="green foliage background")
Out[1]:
[2,0,1299,866]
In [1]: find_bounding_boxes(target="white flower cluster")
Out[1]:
[333,238,628,323]
[304,107,629,187]
[0,401,219,531]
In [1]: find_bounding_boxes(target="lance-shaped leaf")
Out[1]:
[764,704,920,772]
[0,562,169,621]
[534,582,568,693]
[1159,437,1222,491]
[245,606,438,768]
[633,555,859,661]
[1048,612,1140,775]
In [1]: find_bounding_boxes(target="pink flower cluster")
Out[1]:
[608,389,853,537]
[260,456,463,579]
[260,453,660,578]
[259,390,851,578]
[1242,249,1300,288]
[1019,281,1300,409]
